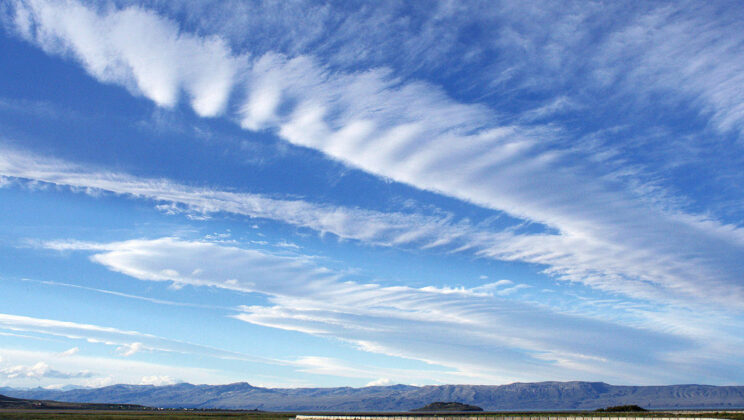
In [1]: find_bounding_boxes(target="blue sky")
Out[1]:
[1,0,744,389]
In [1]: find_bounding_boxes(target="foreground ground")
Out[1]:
[2,411,744,420]
[0,410,295,419]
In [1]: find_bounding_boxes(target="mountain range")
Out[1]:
[0,392,149,410]
[2,382,744,411]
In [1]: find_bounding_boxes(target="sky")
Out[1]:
[0,0,743,390]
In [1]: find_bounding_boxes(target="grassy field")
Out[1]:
[0,410,294,419]
[1,411,743,420]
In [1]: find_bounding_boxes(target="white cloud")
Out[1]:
[48,236,737,385]
[496,284,531,296]
[10,0,239,117]
[3,2,744,384]
[20,278,231,311]
[140,375,177,386]
[593,4,744,135]
[290,356,453,386]
[116,342,143,357]
[6,0,744,315]
[251,55,744,310]
[0,312,279,366]
[0,361,93,379]
[3,147,744,313]
[59,347,79,357]
[0,348,230,388]
[470,280,513,293]
[366,378,393,387]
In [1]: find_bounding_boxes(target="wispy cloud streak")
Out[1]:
[0,312,280,366]
[2,147,744,312]
[8,0,239,116]
[5,0,744,313]
[17,277,232,311]
[3,1,744,386]
[41,236,723,384]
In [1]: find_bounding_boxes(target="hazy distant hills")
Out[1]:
[2,382,744,411]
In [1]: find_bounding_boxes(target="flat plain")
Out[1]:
[0,410,294,419]
[3,412,744,420]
